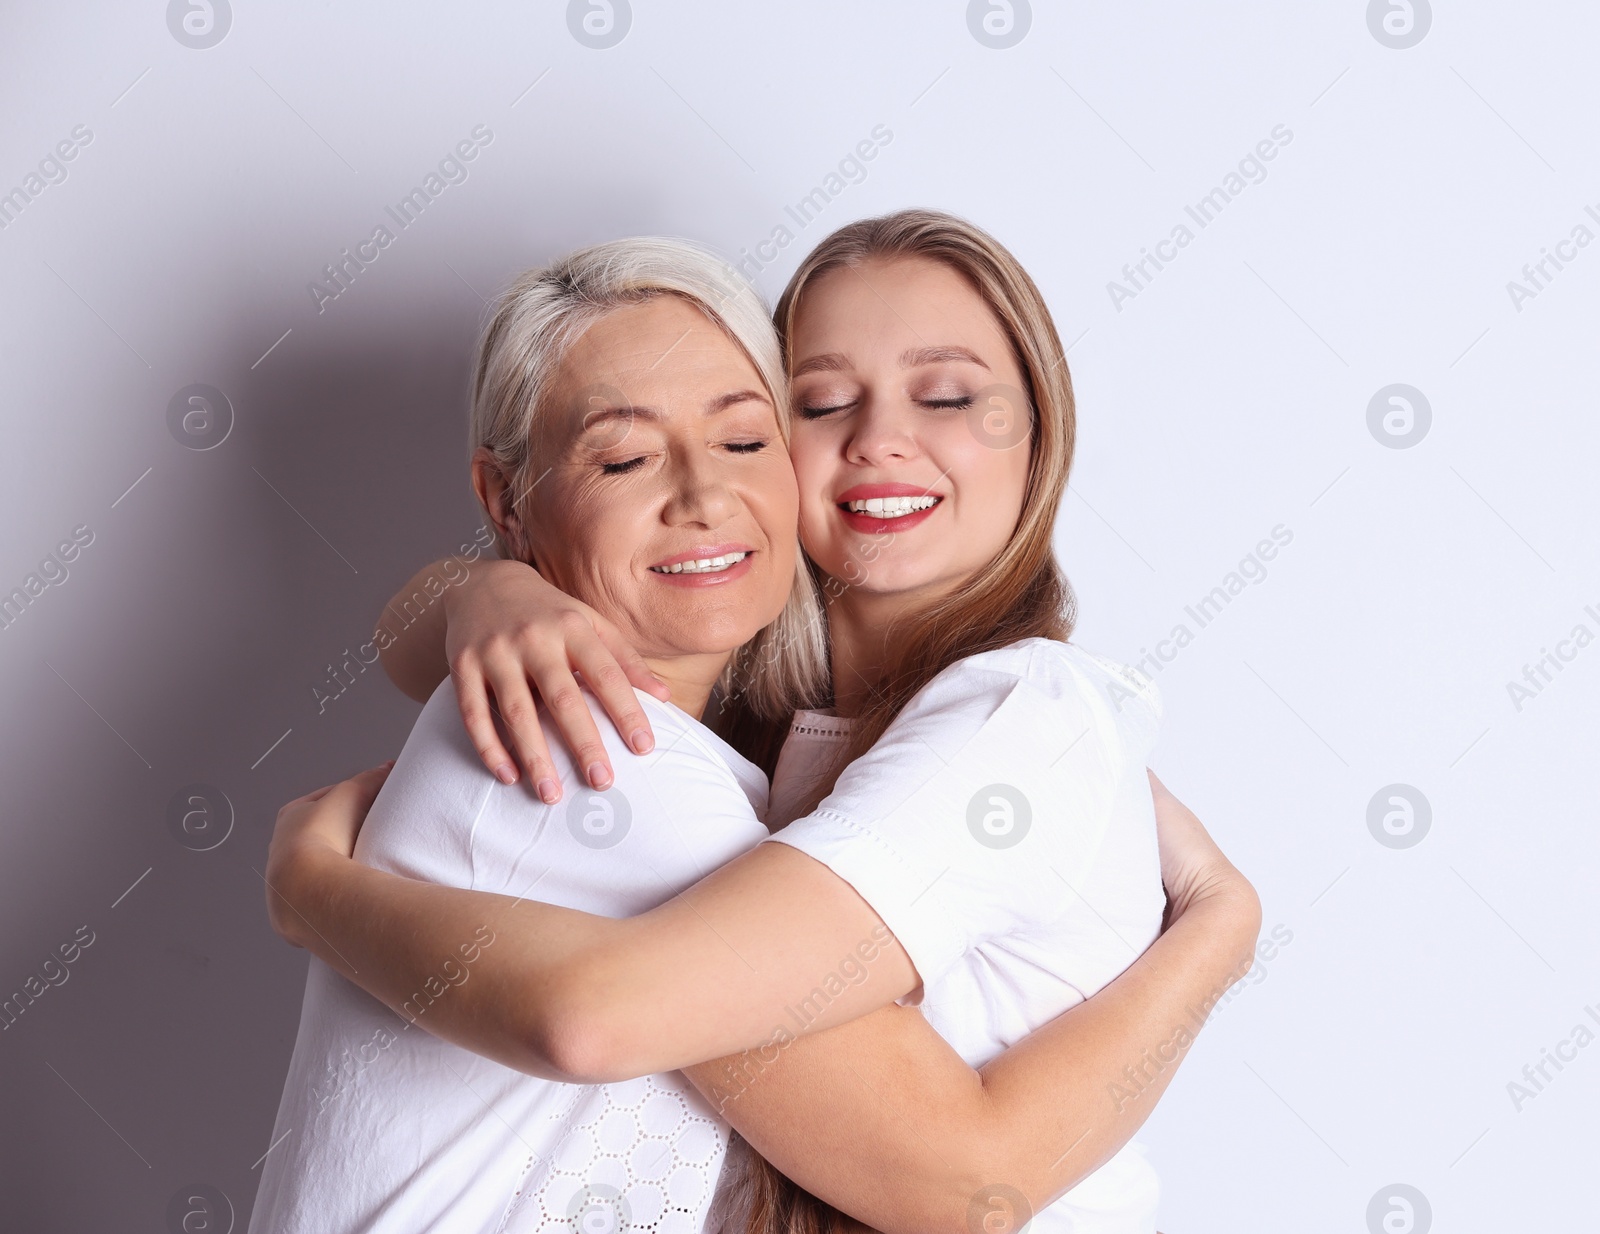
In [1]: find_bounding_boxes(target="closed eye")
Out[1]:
[600,457,648,475]
[798,401,854,419]
[920,396,974,411]
[724,439,770,453]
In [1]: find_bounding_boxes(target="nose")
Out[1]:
[843,395,921,467]
[661,447,738,529]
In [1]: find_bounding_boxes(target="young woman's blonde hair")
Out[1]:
[733,207,1080,1233]
[468,236,827,721]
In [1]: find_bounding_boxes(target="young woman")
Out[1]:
[268,213,1261,1233]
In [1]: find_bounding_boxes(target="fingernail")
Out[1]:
[494,763,518,785]
[587,763,613,790]
[536,778,560,804]
[630,730,654,754]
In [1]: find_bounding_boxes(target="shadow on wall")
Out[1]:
[0,285,511,1227]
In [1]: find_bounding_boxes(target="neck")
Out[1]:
[645,652,731,722]
[824,584,942,717]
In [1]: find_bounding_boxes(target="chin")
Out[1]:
[816,551,950,599]
[655,617,766,658]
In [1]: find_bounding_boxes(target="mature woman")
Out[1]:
[263,221,1260,1234]
[250,240,811,1232]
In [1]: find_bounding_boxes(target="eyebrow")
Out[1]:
[574,389,771,436]
[791,346,991,377]
[900,345,990,371]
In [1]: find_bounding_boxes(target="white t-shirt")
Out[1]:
[248,681,770,1234]
[765,638,1167,1234]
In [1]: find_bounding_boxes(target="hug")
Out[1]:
[254,209,1261,1234]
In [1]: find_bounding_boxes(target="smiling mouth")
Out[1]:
[649,551,751,575]
[840,495,941,519]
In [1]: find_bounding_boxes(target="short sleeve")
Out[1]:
[765,642,1160,990]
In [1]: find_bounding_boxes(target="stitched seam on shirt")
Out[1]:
[640,691,768,808]
[465,779,497,891]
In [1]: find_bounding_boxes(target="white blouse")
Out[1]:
[764,638,1168,1233]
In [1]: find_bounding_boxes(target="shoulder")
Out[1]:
[1013,639,1162,725]
[354,680,503,873]
[882,638,1162,771]
[626,690,769,812]
[934,638,1159,705]
[411,678,764,803]
[397,678,507,789]
[390,681,766,854]
[911,638,1161,725]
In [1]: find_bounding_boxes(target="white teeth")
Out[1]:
[844,495,939,518]
[651,552,748,575]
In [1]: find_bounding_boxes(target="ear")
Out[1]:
[470,447,533,564]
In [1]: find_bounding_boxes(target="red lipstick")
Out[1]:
[834,482,944,535]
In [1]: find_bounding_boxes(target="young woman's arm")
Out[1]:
[269,779,919,1081]
[376,555,667,795]
[685,836,1257,1234]
[375,557,459,703]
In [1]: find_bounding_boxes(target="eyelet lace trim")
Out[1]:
[787,711,853,740]
[494,1074,726,1233]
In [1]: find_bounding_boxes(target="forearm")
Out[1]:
[971,875,1261,1200]
[271,842,917,1082]
[684,876,1260,1234]
[686,1007,989,1234]
[375,557,466,701]
[274,845,612,1079]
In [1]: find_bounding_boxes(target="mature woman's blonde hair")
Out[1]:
[468,236,827,720]
[732,207,1080,1234]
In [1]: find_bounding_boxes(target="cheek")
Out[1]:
[948,435,1031,539]
[746,463,801,556]
[788,423,835,496]
[1000,442,1032,516]
[787,444,836,533]
[529,485,631,582]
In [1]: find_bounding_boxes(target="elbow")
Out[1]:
[524,971,653,1085]
[890,1180,1034,1234]
[534,1009,629,1085]
[1227,867,1264,956]
[875,1144,1027,1234]
[1194,855,1262,964]
[936,1167,1057,1234]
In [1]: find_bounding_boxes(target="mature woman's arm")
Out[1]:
[375,555,666,794]
[678,776,1259,1234]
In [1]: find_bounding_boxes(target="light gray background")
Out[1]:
[2,2,1595,1230]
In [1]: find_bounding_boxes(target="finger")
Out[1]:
[480,662,564,805]
[533,661,616,791]
[453,660,520,786]
[594,618,671,703]
[571,628,657,755]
